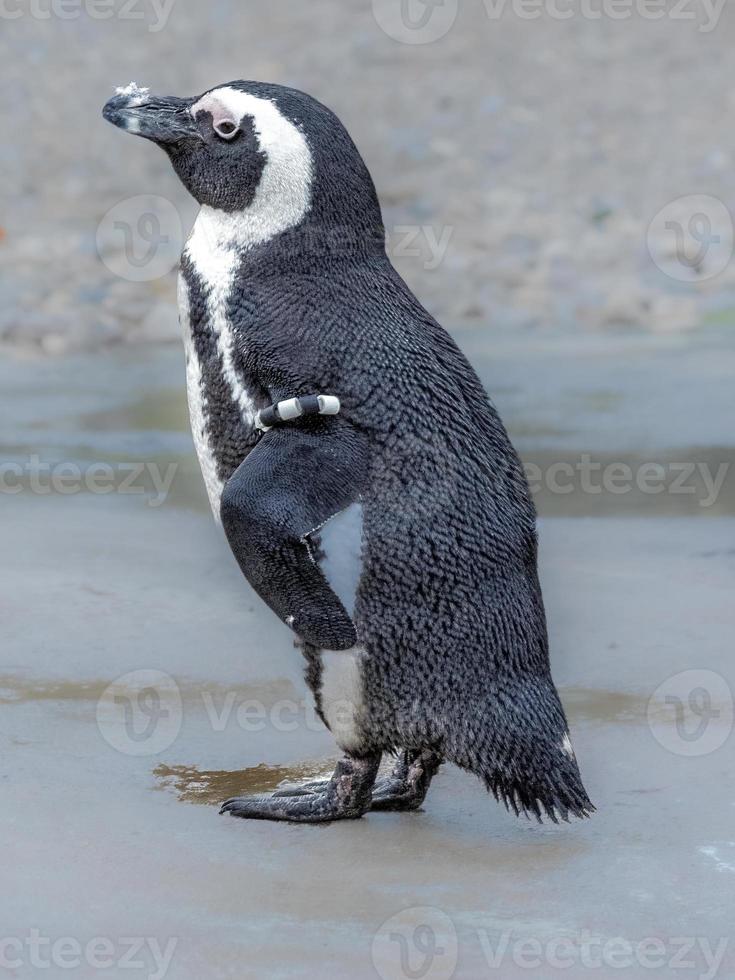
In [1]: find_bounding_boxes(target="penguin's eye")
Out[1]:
[213,119,239,141]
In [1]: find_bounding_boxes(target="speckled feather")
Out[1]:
[156,81,593,822]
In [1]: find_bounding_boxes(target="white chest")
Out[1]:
[177,274,226,519]
[185,213,258,427]
[178,210,269,520]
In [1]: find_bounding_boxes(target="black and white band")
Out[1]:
[255,394,341,432]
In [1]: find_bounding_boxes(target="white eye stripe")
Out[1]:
[186,86,313,249]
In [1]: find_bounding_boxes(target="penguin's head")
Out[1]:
[103,80,384,248]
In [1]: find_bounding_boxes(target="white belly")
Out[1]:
[320,648,365,753]
[317,503,366,751]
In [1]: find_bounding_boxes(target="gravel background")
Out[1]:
[3,0,735,353]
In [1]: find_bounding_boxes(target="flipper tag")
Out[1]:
[255,394,341,431]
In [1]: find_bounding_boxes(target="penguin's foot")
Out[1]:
[369,748,443,812]
[220,752,381,823]
[272,748,443,813]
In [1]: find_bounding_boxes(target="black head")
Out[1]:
[103,80,384,248]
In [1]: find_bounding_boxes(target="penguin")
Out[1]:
[102,80,594,824]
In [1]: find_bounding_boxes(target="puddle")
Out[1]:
[0,677,111,704]
[562,685,734,727]
[153,761,336,806]
[561,687,648,724]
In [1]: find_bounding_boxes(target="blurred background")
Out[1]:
[3,0,735,350]
[2,3,734,979]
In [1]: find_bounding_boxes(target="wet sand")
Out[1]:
[2,331,734,978]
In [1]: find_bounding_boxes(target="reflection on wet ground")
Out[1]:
[0,676,112,704]
[153,761,336,805]
[3,337,734,977]
[561,687,647,724]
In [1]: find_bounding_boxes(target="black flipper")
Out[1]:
[220,420,370,651]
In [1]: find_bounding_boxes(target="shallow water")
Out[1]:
[153,761,338,805]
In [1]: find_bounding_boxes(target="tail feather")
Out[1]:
[442,675,595,822]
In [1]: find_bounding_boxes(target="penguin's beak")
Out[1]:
[102,84,198,146]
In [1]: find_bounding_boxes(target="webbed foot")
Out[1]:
[270,748,443,813]
[220,752,380,823]
[369,748,443,811]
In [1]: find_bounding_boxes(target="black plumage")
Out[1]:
[103,80,593,823]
